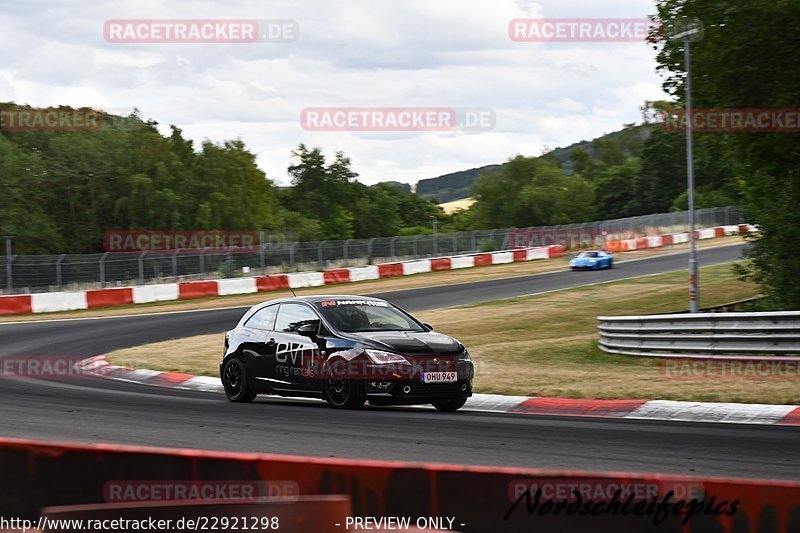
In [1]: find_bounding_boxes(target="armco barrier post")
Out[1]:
[4,236,12,291]
[367,237,375,264]
[137,252,146,284]
[501,229,510,250]
[343,239,351,267]
[55,254,65,290]
[99,252,108,286]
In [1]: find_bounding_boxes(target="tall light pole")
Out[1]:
[672,25,701,312]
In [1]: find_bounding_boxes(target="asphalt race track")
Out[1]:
[1,242,798,481]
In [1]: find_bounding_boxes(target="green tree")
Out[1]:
[470,156,595,228]
[654,0,800,307]
[594,159,641,219]
[352,184,401,238]
[0,135,62,253]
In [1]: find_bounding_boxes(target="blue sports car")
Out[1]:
[569,250,613,270]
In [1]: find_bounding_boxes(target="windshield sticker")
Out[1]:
[321,300,389,307]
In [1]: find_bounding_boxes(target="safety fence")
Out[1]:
[0,245,565,315]
[0,206,744,294]
[598,311,800,360]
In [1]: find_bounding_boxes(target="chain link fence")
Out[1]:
[0,206,744,294]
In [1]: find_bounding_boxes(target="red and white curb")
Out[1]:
[0,224,755,317]
[77,354,799,426]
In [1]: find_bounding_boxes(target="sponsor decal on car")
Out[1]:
[321,299,389,307]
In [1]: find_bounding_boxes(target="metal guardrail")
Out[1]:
[597,311,800,358]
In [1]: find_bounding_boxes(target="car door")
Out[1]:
[239,304,280,389]
[271,303,324,392]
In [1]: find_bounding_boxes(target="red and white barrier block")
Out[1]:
[604,223,753,253]
[0,221,748,317]
[0,245,564,316]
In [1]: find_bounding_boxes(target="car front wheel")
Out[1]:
[222,358,257,403]
[323,362,366,409]
[432,397,468,412]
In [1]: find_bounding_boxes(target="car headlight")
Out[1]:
[458,349,471,362]
[365,349,410,365]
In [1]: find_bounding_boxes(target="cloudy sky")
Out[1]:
[0,0,668,187]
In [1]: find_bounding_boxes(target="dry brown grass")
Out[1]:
[107,261,796,405]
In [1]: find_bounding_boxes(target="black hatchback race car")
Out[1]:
[220,295,474,411]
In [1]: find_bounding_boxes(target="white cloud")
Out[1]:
[0,0,667,185]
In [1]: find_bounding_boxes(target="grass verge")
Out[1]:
[107,261,797,405]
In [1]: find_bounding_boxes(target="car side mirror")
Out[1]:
[423,323,434,331]
[296,323,317,338]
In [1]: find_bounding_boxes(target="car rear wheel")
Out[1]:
[323,362,366,409]
[222,358,257,403]
[432,397,468,412]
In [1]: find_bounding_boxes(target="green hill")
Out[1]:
[405,125,652,202]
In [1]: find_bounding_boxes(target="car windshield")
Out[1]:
[578,251,600,258]
[314,299,425,333]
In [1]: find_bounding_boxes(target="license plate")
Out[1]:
[421,371,457,383]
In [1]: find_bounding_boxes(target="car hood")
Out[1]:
[344,330,462,355]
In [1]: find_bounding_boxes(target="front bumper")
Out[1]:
[364,358,474,405]
[366,379,473,405]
